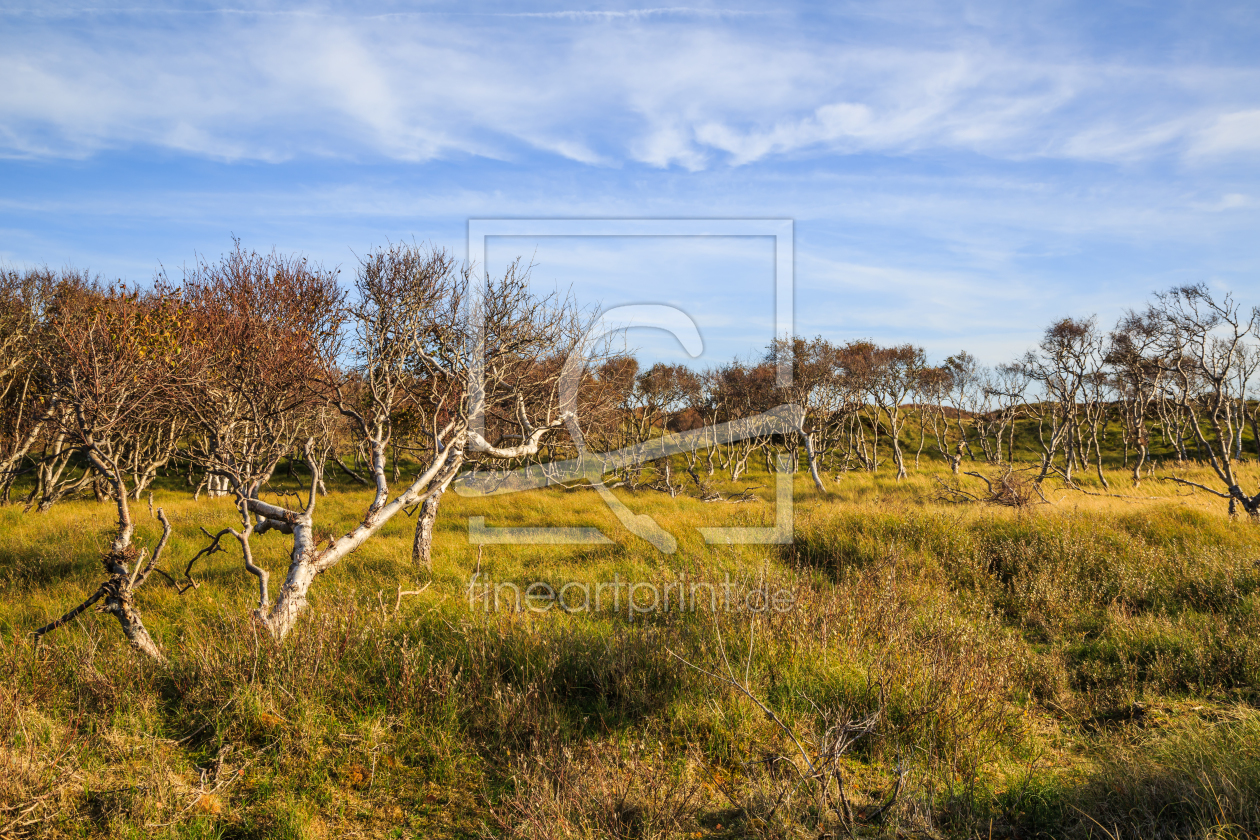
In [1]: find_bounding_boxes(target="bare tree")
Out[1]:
[186,244,586,638]
[704,361,775,482]
[31,279,192,658]
[630,364,699,441]
[1019,317,1100,485]
[843,341,924,480]
[943,351,983,461]
[174,242,343,504]
[981,364,1029,463]
[635,363,705,485]
[579,356,643,487]
[1152,285,1260,518]
[767,337,854,492]
[1079,345,1114,490]
[0,267,58,504]
[1106,309,1165,486]
[919,365,965,474]
[1230,342,1260,461]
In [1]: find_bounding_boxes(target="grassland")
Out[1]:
[3,456,1260,839]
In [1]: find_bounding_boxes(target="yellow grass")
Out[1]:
[2,459,1260,838]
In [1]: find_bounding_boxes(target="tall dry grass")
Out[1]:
[1,458,1259,838]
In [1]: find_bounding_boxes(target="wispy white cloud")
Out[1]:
[471,8,772,20]
[3,0,1260,366]
[1189,109,1260,158]
[0,6,773,20]
[1190,192,1252,212]
[2,5,1258,168]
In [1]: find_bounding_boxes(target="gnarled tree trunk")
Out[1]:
[412,492,442,569]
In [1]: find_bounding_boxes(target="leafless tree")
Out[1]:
[767,337,855,492]
[1230,342,1260,461]
[979,364,1029,463]
[919,364,965,474]
[919,352,988,472]
[574,355,642,486]
[1106,309,1165,486]
[638,363,707,481]
[1019,317,1101,485]
[0,267,59,504]
[184,243,587,638]
[173,241,343,503]
[604,362,701,489]
[708,361,776,482]
[842,341,924,480]
[1151,285,1260,518]
[30,279,193,658]
[631,363,700,439]
[942,351,984,461]
[1079,350,1115,490]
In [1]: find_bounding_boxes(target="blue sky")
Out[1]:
[2,0,1258,369]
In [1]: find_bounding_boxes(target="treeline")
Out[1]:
[3,241,1260,657]
[3,241,611,657]
[531,285,1260,518]
[593,319,1259,486]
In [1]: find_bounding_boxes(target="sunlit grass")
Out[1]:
[2,457,1260,838]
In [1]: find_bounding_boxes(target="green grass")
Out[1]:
[3,458,1260,838]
